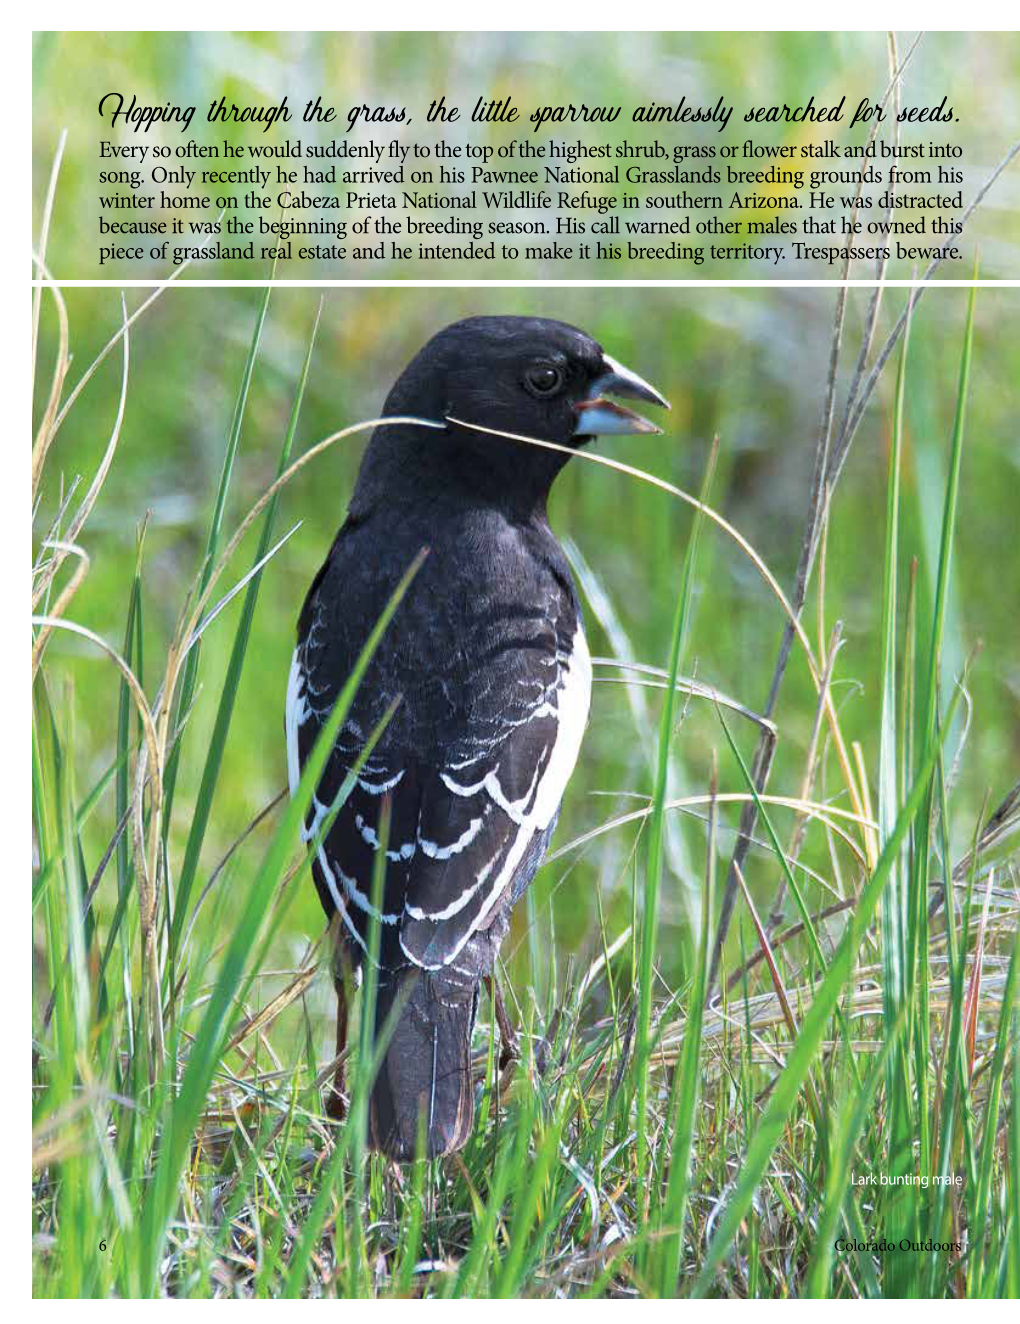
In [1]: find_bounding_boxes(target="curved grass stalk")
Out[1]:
[29,615,159,797]
[450,416,806,655]
[591,657,776,735]
[546,792,875,871]
[32,128,66,384]
[446,414,868,839]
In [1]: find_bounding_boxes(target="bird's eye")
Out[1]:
[524,364,564,397]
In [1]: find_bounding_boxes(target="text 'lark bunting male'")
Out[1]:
[286,315,668,1159]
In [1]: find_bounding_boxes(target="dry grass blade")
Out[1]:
[31,611,163,1037]
[577,927,632,1003]
[31,259,70,500]
[448,415,811,665]
[836,135,1020,476]
[153,415,444,747]
[188,523,303,649]
[727,896,859,994]
[225,961,319,1055]
[31,541,90,676]
[952,784,1020,884]
[710,120,1019,990]
[34,295,130,608]
[731,859,825,1125]
[827,33,904,448]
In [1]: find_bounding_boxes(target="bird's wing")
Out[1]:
[287,573,590,972]
[398,619,590,970]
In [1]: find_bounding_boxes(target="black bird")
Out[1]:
[286,315,668,1159]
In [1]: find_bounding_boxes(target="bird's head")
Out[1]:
[353,315,670,516]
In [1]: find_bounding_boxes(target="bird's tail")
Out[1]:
[369,966,478,1160]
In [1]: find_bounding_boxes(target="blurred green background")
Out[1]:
[33,30,1020,279]
[32,285,1020,1008]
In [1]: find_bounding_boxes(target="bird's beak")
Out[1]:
[573,353,671,437]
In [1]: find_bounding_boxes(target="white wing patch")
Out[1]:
[531,627,592,832]
[285,648,309,799]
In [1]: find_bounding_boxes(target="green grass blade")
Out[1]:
[655,769,716,1295]
[116,524,146,1045]
[169,303,320,966]
[920,283,974,750]
[635,440,716,1230]
[879,296,910,1005]
[877,307,917,1287]
[494,1086,570,1296]
[161,286,272,834]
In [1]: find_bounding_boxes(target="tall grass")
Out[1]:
[31,277,1018,1297]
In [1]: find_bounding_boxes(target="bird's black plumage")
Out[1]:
[286,315,667,1159]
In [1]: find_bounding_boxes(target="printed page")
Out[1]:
[28,13,1020,1304]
